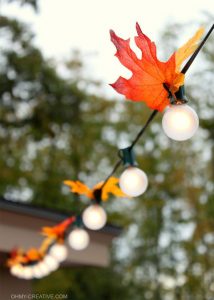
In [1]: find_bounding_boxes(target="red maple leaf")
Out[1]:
[42,216,76,239]
[110,23,184,111]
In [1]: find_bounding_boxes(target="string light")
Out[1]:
[68,228,90,250]
[22,266,34,280]
[36,261,51,277]
[120,167,148,197]
[162,86,199,141]
[49,243,68,263]
[119,147,148,197]
[7,24,214,280]
[43,255,59,272]
[162,104,199,141]
[32,264,45,279]
[10,264,24,278]
[82,204,107,230]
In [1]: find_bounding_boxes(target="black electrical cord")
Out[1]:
[181,23,214,74]
[98,23,214,194]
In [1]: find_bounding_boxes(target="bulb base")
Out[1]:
[171,86,188,105]
[92,188,102,204]
[119,147,136,167]
[163,84,188,106]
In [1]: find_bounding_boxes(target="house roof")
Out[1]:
[0,196,122,236]
[0,196,122,267]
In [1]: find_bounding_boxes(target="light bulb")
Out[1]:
[10,264,24,278]
[22,266,34,280]
[32,264,44,279]
[68,228,90,250]
[37,261,51,277]
[119,166,148,197]
[162,104,199,141]
[43,255,59,272]
[49,244,68,262]
[82,204,107,230]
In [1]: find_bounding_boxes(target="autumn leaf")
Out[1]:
[110,23,204,111]
[39,236,55,255]
[64,180,93,199]
[7,248,25,266]
[175,27,204,72]
[25,248,41,261]
[93,177,126,201]
[42,216,75,239]
[7,238,55,267]
[64,177,126,201]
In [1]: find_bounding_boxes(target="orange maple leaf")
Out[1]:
[41,216,75,239]
[39,236,55,255]
[25,248,42,261]
[93,177,126,201]
[7,237,57,267]
[7,248,25,266]
[110,23,204,111]
[64,180,93,199]
[175,27,204,72]
[64,177,126,201]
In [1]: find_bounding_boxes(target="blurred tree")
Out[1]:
[111,18,214,300]
[0,16,126,213]
[4,0,38,11]
[35,266,130,300]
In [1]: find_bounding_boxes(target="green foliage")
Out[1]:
[34,267,130,300]
[0,16,122,213]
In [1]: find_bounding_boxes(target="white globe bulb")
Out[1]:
[162,104,199,141]
[37,261,51,277]
[10,264,24,278]
[68,228,90,251]
[49,244,68,262]
[43,255,59,272]
[82,204,107,230]
[32,264,44,279]
[119,166,148,197]
[21,266,34,280]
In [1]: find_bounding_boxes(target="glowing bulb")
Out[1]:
[32,264,44,279]
[10,264,24,278]
[37,261,51,277]
[82,204,107,230]
[13,265,28,279]
[21,266,34,280]
[162,104,199,141]
[119,166,148,197]
[43,255,59,272]
[68,228,90,250]
[49,244,68,262]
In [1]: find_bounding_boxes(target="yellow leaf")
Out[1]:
[41,227,57,238]
[100,177,126,201]
[171,73,185,93]
[39,237,55,255]
[64,180,93,199]
[26,248,41,260]
[65,178,126,202]
[175,27,204,72]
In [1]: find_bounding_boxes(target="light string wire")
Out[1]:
[7,24,214,277]
[99,23,214,192]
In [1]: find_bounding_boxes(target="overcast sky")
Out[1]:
[1,0,214,95]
